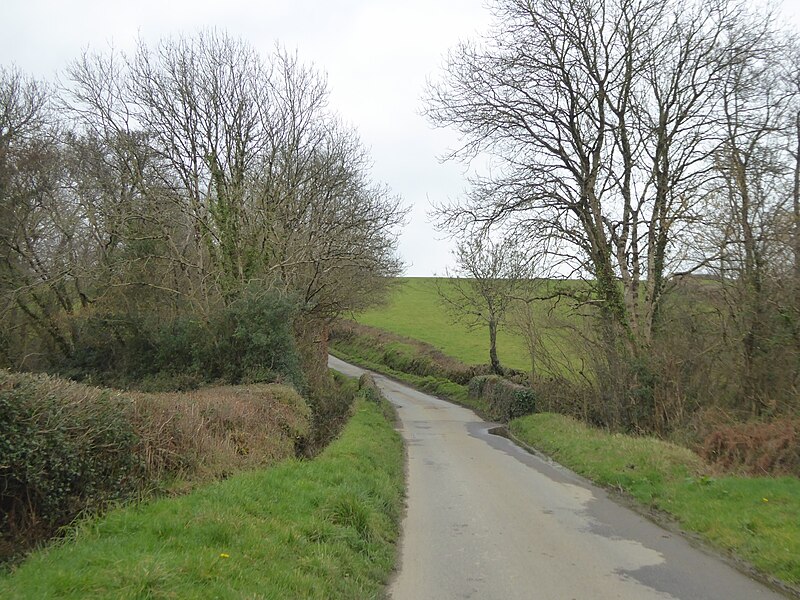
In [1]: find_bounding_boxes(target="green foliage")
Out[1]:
[468,375,536,422]
[215,288,304,387]
[0,372,140,558]
[509,413,800,584]
[467,374,490,398]
[0,397,404,599]
[64,287,304,390]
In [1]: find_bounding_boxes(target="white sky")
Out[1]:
[1,0,494,277]
[3,1,800,276]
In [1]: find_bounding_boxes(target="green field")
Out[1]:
[357,277,578,373]
[0,395,403,599]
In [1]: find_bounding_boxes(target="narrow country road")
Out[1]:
[329,355,789,600]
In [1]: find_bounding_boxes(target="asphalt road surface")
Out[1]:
[328,355,788,600]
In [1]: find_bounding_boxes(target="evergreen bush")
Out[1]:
[468,374,536,422]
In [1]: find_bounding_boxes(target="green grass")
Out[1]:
[0,395,404,599]
[509,413,800,585]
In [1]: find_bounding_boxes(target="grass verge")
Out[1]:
[509,413,800,587]
[0,394,404,599]
[0,370,312,564]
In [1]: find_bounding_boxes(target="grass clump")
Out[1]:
[130,384,311,484]
[509,413,800,585]
[0,394,403,599]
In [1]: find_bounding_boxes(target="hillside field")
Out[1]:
[355,277,581,375]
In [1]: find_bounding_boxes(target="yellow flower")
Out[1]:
[220,553,230,558]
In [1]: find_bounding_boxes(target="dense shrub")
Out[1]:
[63,287,304,390]
[300,370,358,455]
[468,374,536,422]
[214,289,304,386]
[528,376,598,423]
[701,419,800,477]
[0,370,311,563]
[0,371,139,560]
[358,373,382,404]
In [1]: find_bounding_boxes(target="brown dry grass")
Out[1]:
[130,384,311,488]
[701,418,800,477]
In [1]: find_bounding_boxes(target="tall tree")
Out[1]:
[64,32,406,319]
[426,0,750,354]
[1,32,406,375]
[704,31,800,414]
[0,67,77,364]
[424,0,782,429]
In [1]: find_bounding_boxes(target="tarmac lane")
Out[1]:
[328,355,789,600]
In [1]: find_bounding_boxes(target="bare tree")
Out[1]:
[0,32,406,376]
[0,67,78,365]
[439,235,535,374]
[65,33,406,315]
[702,31,800,414]
[783,37,800,383]
[424,0,785,430]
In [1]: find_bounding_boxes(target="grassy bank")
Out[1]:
[1,371,312,563]
[0,394,404,599]
[329,320,583,422]
[509,413,800,587]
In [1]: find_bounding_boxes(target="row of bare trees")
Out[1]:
[427,0,800,430]
[0,31,405,380]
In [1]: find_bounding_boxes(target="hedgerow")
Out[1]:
[468,374,536,422]
[0,371,310,563]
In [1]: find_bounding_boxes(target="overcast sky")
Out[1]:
[3,1,800,276]
[1,0,496,277]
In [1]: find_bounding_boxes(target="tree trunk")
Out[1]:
[488,318,503,375]
[794,112,800,299]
